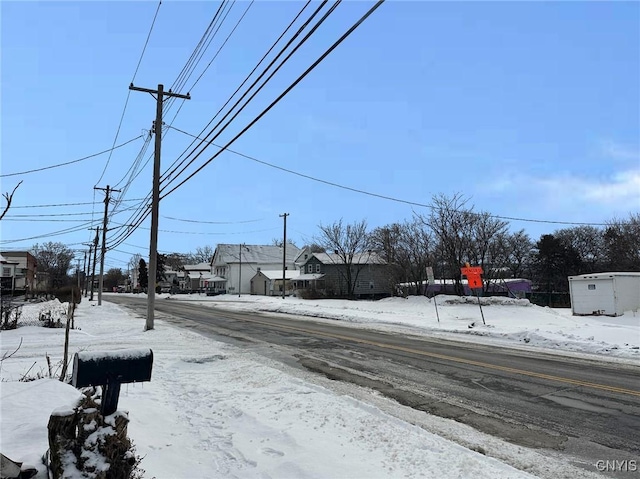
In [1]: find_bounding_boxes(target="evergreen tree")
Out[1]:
[156,253,167,283]
[138,259,148,290]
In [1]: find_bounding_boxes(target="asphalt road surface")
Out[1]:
[106,295,640,477]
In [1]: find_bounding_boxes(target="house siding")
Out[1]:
[1,251,37,291]
[298,253,392,298]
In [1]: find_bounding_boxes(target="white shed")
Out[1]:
[568,272,640,317]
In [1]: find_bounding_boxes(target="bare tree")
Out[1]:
[271,238,297,248]
[421,193,476,294]
[165,252,188,271]
[31,242,75,289]
[0,181,22,221]
[554,225,605,273]
[372,219,436,295]
[315,219,371,299]
[488,229,534,280]
[603,213,640,271]
[188,245,215,264]
[467,211,509,290]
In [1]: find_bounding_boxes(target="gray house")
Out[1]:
[294,252,391,299]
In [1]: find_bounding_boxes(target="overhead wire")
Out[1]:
[105,1,315,252]
[163,1,311,171]
[9,198,147,209]
[105,0,243,248]
[0,136,143,178]
[166,125,615,228]
[160,0,333,188]
[164,0,256,127]
[161,0,383,198]
[163,0,233,120]
[94,0,162,186]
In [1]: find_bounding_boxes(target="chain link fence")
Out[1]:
[1,297,68,329]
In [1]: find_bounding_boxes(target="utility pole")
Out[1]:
[90,227,100,301]
[77,258,81,289]
[238,243,244,297]
[280,213,289,299]
[94,185,120,305]
[78,248,87,297]
[130,83,190,331]
[83,243,93,297]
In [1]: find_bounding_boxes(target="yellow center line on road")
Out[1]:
[234,314,640,398]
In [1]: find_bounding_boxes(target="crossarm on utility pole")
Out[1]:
[129,83,190,331]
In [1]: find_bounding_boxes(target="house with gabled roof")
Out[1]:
[294,251,392,299]
[211,244,301,295]
[250,269,300,296]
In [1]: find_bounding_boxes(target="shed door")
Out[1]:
[571,279,615,315]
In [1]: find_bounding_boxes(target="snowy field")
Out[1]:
[1,294,637,479]
[167,292,640,360]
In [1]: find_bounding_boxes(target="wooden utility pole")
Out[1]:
[94,185,120,306]
[280,213,289,299]
[89,227,100,301]
[238,243,245,297]
[129,83,190,331]
[83,243,93,297]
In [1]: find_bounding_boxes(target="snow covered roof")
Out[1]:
[253,270,299,280]
[200,273,226,282]
[312,252,387,265]
[213,244,301,265]
[294,273,325,281]
[183,262,211,272]
[569,272,640,280]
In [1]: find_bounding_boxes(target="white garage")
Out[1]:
[568,272,640,317]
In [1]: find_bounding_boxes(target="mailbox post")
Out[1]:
[72,349,153,416]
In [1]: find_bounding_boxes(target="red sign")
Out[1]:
[461,266,483,276]
[461,265,483,290]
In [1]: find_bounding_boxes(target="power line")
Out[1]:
[164,0,255,127]
[0,220,101,244]
[163,0,232,120]
[159,0,338,189]
[166,125,615,228]
[188,1,254,93]
[9,198,147,209]
[161,1,383,198]
[1,135,143,178]
[158,0,318,186]
[95,0,162,186]
[162,215,264,225]
[106,2,315,252]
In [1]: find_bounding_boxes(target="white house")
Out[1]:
[211,244,301,295]
[1,254,18,294]
[250,269,300,296]
[568,272,640,317]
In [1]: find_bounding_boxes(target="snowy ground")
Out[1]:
[166,293,640,360]
[1,294,637,478]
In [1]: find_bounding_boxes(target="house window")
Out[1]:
[307,264,313,273]
[316,264,321,273]
[2,268,10,277]
[588,284,596,290]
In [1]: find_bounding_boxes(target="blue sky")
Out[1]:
[2,1,639,272]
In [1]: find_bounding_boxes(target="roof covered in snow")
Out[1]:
[253,270,300,280]
[213,244,301,266]
[311,252,387,265]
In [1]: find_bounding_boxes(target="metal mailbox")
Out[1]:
[72,349,153,416]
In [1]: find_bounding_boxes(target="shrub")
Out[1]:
[53,285,82,305]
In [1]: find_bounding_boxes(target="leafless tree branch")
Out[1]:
[0,180,23,221]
